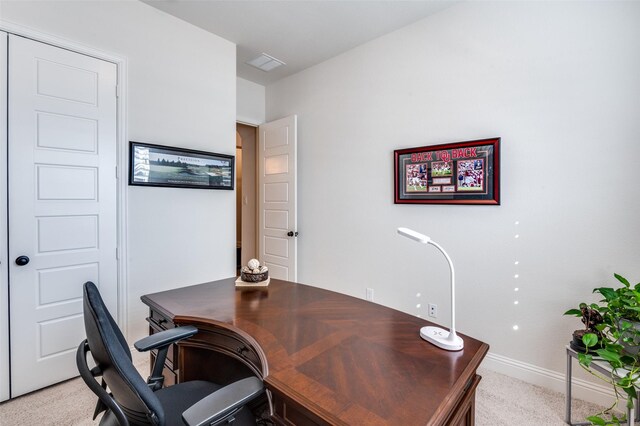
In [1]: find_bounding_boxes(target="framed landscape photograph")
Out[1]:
[129,141,234,190]
[394,137,500,205]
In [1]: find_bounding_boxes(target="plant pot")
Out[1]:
[570,329,603,353]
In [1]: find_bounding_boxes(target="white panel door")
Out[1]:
[0,30,9,403]
[8,35,118,397]
[258,115,297,281]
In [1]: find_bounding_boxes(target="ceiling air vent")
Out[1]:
[246,53,285,72]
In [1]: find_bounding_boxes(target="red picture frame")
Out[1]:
[394,137,500,205]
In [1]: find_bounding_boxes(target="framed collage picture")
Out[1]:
[394,137,500,205]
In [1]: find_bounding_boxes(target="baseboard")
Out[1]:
[481,351,616,408]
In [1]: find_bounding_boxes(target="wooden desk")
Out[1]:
[141,278,489,425]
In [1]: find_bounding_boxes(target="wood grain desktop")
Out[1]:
[141,277,489,425]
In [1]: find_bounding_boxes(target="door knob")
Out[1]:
[287,231,299,237]
[15,256,30,266]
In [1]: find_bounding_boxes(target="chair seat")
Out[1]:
[155,380,256,426]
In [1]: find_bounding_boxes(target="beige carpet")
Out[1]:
[0,357,630,425]
[0,350,150,426]
[474,366,632,425]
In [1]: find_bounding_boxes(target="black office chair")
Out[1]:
[76,281,264,426]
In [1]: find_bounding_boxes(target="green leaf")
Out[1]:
[604,343,624,352]
[617,376,631,387]
[596,324,607,331]
[620,355,635,365]
[624,385,638,400]
[595,287,617,301]
[564,309,582,316]
[583,333,599,348]
[578,353,593,367]
[615,273,630,288]
[586,415,607,425]
[595,348,622,366]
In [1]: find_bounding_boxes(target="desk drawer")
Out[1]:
[190,327,263,374]
[147,320,177,367]
[146,311,180,388]
[445,374,481,426]
[215,330,261,368]
[149,311,175,330]
[271,391,326,426]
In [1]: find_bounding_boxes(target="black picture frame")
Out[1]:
[394,137,500,205]
[129,141,234,190]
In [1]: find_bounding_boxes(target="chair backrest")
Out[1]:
[83,281,165,425]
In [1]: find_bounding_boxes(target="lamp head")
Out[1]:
[397,227,431,244]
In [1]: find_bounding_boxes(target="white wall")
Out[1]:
[266,0,640,394]
[0,0,237,341]
[237,77,265,125]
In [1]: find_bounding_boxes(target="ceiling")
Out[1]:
[143,1,457,86]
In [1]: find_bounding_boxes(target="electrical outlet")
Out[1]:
[366,288,374,301]
[428,303,437,318]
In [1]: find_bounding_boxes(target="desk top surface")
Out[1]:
[142,278,489,425]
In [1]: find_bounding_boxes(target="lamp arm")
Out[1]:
[428,241,457,340]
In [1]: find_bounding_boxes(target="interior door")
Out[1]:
[8,34,118,397]
[257,115,297,281]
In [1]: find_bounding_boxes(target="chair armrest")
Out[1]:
[134,325,198,352]
[181,377,264,426]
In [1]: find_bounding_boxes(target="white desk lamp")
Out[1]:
[397,227,464,351]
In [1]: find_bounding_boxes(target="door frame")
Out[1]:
[1,30,8,402]
[0,20,129,400]
[236,122,259,269]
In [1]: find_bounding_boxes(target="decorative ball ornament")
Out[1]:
[248,258,260,270]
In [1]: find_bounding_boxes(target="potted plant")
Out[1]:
[564,273,640,426]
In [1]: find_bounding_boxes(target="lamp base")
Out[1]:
[420,326,464,351]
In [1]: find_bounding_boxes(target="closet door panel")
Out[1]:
[8,34,118,397]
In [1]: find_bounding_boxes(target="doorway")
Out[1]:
[236,123,258,271]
